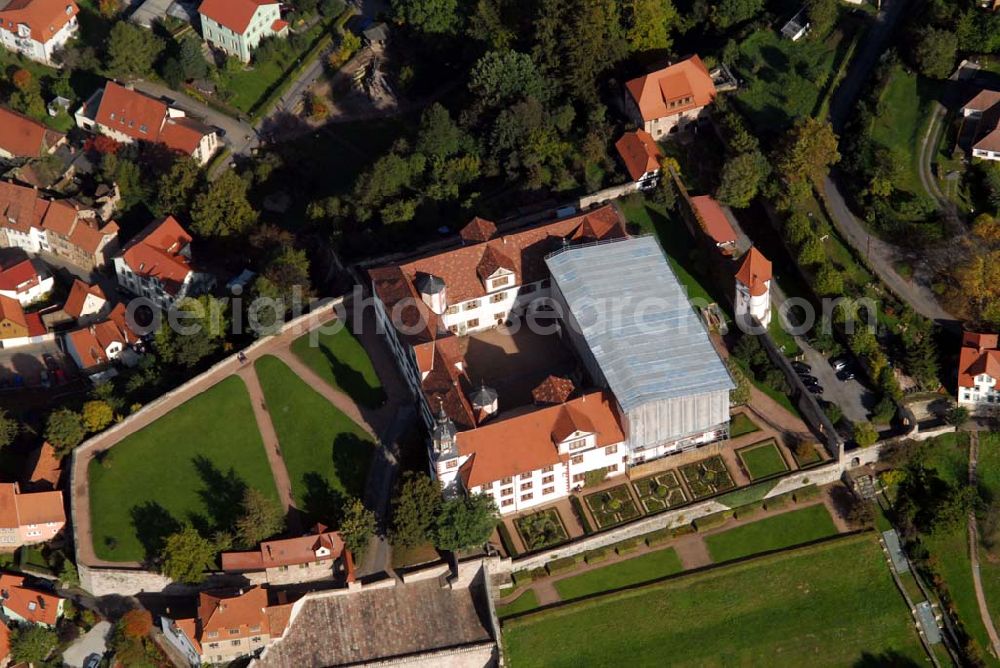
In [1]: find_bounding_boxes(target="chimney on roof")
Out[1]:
[37,596,45,609]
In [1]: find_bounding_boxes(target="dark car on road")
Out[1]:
[792,361,811,374]
[806,384,824,395]
[83,653,102,668]
[836,368,856,381]
[798,374,818,385]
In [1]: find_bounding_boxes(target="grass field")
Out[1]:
[737,440,789,480]
[290,323,385,408]
[729,413,760,438]
[254,355,375,519]
[497,590,540,619]
[504,535,925,667]
[553,549,683,602]
[976,432,1000,643]
[704,503,839,563]
[88,377,278,562]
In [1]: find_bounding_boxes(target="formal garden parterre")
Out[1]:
[679,455,736,500]
[632,471,688,514]
[584,485,641,530]
[514,509,569,552]
[736,439,790,481]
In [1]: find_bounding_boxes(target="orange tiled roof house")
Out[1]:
[74,81,221,166]
[198,0,288,64]
[624,55,717,140]
[962,89,1000,161]
[734,247,772,328]
[166,586,293,665]
[958,332,1000,407]
[368,206,735,515]
[0,574,63,627]
[0,0,79,66]
[113,216,215,310]
[0,483,65,549]
[220,525,356,586]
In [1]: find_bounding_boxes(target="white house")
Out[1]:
[75,82,220,166]
[198,0,288,63]
[0,0,78,66]
[114,216,214,310]
[63,304,136,373]
[625,55,717,139]
[0,251,53,305]
[734,247,772,328]
[958,332,1000,407]
[62,278,108,324]
[962,89,1000,161]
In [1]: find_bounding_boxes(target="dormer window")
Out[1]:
[140,124,148,133]
[492,275,511,289]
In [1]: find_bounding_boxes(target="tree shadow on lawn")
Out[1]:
[301,471,347,527]
[853,651,921,667]
[129,501,181,564]
[318,342,385,409]
[332,433,374,499]
[192,455,248,533]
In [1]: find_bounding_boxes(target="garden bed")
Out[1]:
[678,456,736,500]
[729,412,761,438]
[632,470,688,513]
[584,485,641,530]
[737,440,789,481]
[514,508,570,552]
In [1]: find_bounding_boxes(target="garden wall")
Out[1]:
[578,182,639,209]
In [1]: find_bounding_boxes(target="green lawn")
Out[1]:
[254,355,375,520]
[976,432,1000,643]
[504,535,925,667]
[290,323,385,408]
[729,413,760,438]
[88,377,279,562]
[704,503,839,563]
[737,440,789,480]
[497,590,540,619]
[553,549,683,602]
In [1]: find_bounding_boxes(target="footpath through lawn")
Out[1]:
[290,324,385,408]
[88,377,278,562]
[254,355,375,519]
[503,534,926,667]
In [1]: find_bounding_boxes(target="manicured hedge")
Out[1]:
[512,569,535,586]
[584,547,609,564]
[498,522,520,558]
[570,495,594,535]
[643,528,672,547]
[546,556,578,575]
[762,492,792,511]
[614,539,640,555]
[671,524,696,537]
[693,511,731,531]
[732,504,761,521]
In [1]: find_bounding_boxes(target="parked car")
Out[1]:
[829,356,849,371]
[792,361,811,374]
[836,368,856,381]
[806,384,824,395]
[39,370,50,388]
[42,353,58,371]
[798,374,818,385]
[83,653,102,668]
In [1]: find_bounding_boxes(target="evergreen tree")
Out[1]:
[391,472,442,548]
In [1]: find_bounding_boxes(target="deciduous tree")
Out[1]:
[45,409,85,454]
[106,22,165,78]
[339,498,376,558]
[10,626,57,664]
[391,0,461,34]
[716,150,769,208]
[191,171,256,237]
[154,158,202,216]
[160,526,217,583]
[235,487,285,548]
[711,0,763,29]
[913,28,957,80]
[391,472,441,548]
[623,0,678,54]
[0,409,18,449]
[82,400,115,433]
[853,421,878,448]
[433,494,498,552]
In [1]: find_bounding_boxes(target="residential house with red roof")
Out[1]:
[615,129,663,188]
[75,81,220,165]
[0,0,78,65]
[962,89,1000,161]
[734,247,772,328]
[114,216,214,309]
[22,442,61,492]
[0,294,29,342]
[0,249,52,305]
[0,483,64,549]
[958,332,1000,407]
[170,586,293,665]
[625,55,717,139]
[0,180,119,271]
[0,106,65,160]
[690,195,737,256]
[198,0,287,63]
[221,525,355,585]
[0,574,63,626]
[370,207,734,512]
[62,278,108,324]
[64,303,138,373]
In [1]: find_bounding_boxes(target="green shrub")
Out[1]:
[570,496,593,535]
[497,522,519,558]
[762,492,792,511]
[693,511,731,531]
[614,539,639,555]
[584,467,609,488]
[793,484,821,502]
[546,556,578,574]
[671,524,696,537]
[531,567,547,580]
[583,547,609,564]
[643,528,672,547]
[732,504,760,521]
[512,569,534,586]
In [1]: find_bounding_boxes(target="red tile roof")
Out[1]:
[0,256,42,293]
[160,116,212,155]
[180,586,291,648]
[65,314,133,370]
[95,81,168,143]
[0,0,78,43]
[198,0,277,34]
[0,295,27,330]
[271,18,287,31]
[63,279,106,319]
[460,217,497,244]
[690,195,737,248]
[965,89,1000,114]
[625,55,716,122]
[24,311,44,337]
[0,484,64,530]
[67,217,118,254]
[735,247,772,297]
[24,442,61,491]
[0,574,62,626]
[458,391,625,488]
[0,107,64,158]
[531,375,575,405]
[0,181,42,234]
[221,528,348,571]
[615,130,663,181]
[0,621,9,663]
[120,216,194,295]
[959,332,1000,388]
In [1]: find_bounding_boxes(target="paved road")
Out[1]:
[828,0,911,132]
[61,620,111,668]
[967,430,1000,657]
[821,176,957,324]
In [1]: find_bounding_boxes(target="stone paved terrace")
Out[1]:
[257,578,495,667]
